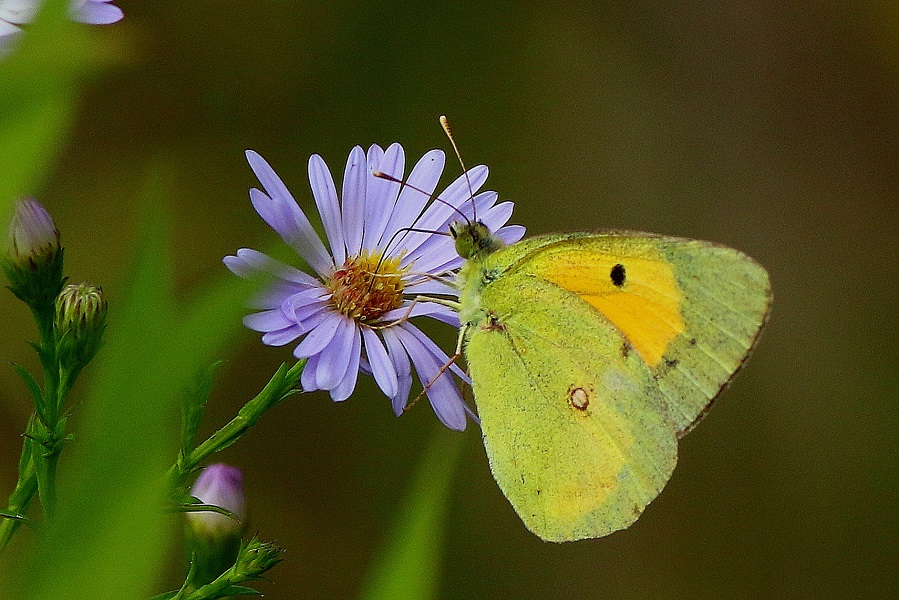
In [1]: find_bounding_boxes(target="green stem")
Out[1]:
[169,361,304,487]
[34,304,63,521]
[0,438,38,553]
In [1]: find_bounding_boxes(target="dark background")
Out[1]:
[1,1,897,598]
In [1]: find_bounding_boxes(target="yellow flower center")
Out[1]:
[327,251,408,322]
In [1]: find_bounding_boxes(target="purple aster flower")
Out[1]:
[70,0,123,25]
[224,144,524,431]
[0,0,121,45]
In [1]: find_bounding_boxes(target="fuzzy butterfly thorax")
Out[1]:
[451,221,507,330]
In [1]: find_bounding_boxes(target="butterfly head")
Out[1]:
[449,220,505,261]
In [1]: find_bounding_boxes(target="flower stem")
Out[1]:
[168,361,304,487]
[32,303,63,521]
[0,436,38,553]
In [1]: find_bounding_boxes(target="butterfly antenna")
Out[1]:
[366,172,465,296]
[372,171,471,226]
[440,115,477,222]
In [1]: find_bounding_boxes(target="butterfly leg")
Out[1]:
[402,322,471,413]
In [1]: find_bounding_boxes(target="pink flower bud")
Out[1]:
[187,464,246,539]
[8,198,59,266]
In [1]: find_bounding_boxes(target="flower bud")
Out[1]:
[187,464,246,538]
[8,198,59,261]
[234,537,285,580]
[186,464,247,587]
[55,282,107,377]
[3,198,65,310]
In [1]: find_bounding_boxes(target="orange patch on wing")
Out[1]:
[528,249,685,367]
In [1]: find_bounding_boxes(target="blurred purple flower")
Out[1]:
[225,145,524,430]
[0,0,122,47]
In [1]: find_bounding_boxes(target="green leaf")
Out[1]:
[13,163,258,598]
[184,361,304,473]
[11,364,48,426]
[358,427,465,600]
[181,362,223,461]
[213,585,262,597]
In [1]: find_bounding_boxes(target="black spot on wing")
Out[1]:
[610,263,626,287]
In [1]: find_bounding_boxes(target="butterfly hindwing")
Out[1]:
[466,267,678,542]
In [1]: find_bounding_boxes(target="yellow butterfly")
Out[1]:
[450,221,771,542]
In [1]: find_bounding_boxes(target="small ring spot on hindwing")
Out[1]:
[568,386,591,411]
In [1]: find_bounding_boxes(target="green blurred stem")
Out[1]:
[32,303,63,521]
[0,437,38,553]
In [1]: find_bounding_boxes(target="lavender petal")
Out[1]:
[362,143,404,250]
[243,309,293,332]
[362,328,398,399]
[308,153,346,265]
[314,317,356,389]
[245,150,333,276]
[301,352,321,391]
[293,313,342,359]
[74,1,123,24]
[393,324,467,431]
[382,149,446,246]
[329,327,362,401]
[224,248,320,287]
[261,326,303,347]
[381,328,412,415]
[341,146,367,256]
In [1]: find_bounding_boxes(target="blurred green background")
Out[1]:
[1,0,897,598]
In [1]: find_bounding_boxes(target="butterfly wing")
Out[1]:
[465,267,678,542]
[485,231,772,435]
[463,231,770,541]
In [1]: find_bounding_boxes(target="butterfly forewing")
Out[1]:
[489,232,772,435]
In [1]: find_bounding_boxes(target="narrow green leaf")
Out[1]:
[181,362,223,459]
[11,364,48,426]
[185,361,303,471]
[359,427,465,600]
[214,585,262,596]
[17,168,178,599]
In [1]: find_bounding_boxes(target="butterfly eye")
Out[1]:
[610,263,626,287]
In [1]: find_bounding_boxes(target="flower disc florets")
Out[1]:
[327,251,407,322]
